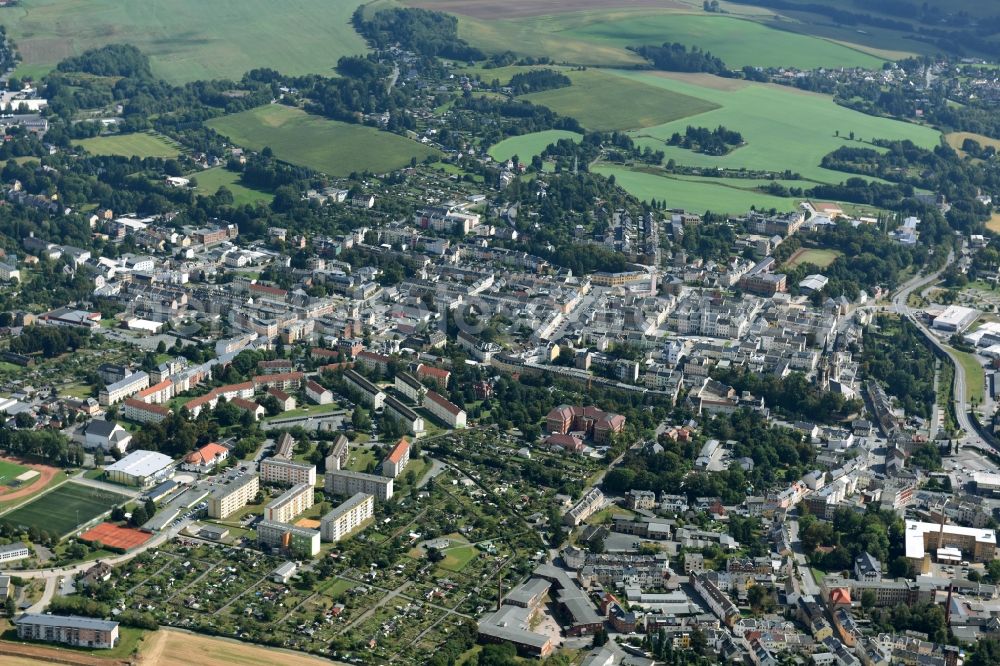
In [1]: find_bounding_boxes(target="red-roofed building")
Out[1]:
[257,359,294,375]
[356,350,391,376]
[182,442,229,473]
[305,380,333,405]
[415,364,450,389]
[829,587,851,607]
[382,437,410,478]
[545,405,625,444]
[183,382,254,417]
[267,387,296,412]
[423,390,466,429]
[250,282,288,300]
[253,371,304,391]
[231,397,265,420]
[122,398,171,424]
[135,379,174,404]
[544,433,584,453]
[311,347,340,361]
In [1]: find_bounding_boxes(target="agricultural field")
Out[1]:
[784,247,843,269]
[522,68,718,131]
[0,481,129,537]
[139,628,338,666]
[488,130,582,162]
[619,70,942,182]
[550,12,885,69]
[193,167,271,206]
[4,0,368,83]
[592,165,798,214]
[206,105,439,177]
[410,0,898,67]
[946,131,1000,157]
[72,132,181,159]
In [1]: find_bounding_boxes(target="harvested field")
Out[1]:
[80,522,153,550]
[138,628,337,666]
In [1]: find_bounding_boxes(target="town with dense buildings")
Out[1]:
[0,2,997,666]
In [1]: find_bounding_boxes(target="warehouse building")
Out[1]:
[104,450,174,488]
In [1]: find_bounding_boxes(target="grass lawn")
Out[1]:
[72,132,181,159]
[206,105,439,176]
[949,347,986,405]
[439,543,478,572]
[59,382,94,399]
[988,213,1000,234]
[265,401,342,422]
[584,505,634,526]
[4,0,367,84]
[488,130,582,162]
[346,447,378,474]
[193,167,271,205]
[784,248,843,269]
[522,68,718,131]
[0,481,130,537]
[946,131,1000,157]
[593,165,797,213]
[323,578,354,599]
[619,70,941,184]
[0,459,30,485]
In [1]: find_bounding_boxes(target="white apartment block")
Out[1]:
[325,469,394,501]
[99,371,150,406]
[320,493,373,542]
[423,390,467,428]
[260,458,317,487]
[264,482,314,523]
[208,474,260,519]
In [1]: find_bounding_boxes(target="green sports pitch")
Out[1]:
[0,459,30,486]
[0,481,129,537]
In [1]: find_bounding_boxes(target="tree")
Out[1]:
[861,590,876,611]
[352,407,371,431]
[130,505,147,527]
[968,639,1000,666]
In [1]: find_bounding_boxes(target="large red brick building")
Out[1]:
[545,405,625,444]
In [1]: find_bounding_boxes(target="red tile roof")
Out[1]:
[185,442,228,465]
[386,437,409,464]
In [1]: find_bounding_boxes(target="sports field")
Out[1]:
[4,0,368,84]
[0,459,30,486]
[785,248,842,269]
[73,132,181,159]
[522,68,718,131]
[488,130,582,162]
[0,481,129,537]
[80,522,153,550]
[206,105,440,176]
[194,167,271,206]
[593,165,797,214]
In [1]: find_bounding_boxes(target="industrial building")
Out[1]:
[104,449,174,488]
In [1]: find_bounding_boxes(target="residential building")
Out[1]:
[260,458,317,487]
[382,437,410,478]
[122,398,171,424]
[181,442,229,473]
[305,380,333,405]
[15,614,119,649]
[384,394,425,435]
[325,469,393,501]
[394,372,426,403]
[326,434,349,472]
[264,482,314,523]
[320,493,374,542]
[99,371,150,406]
[564,488,604,526]
[343,369,385,409]
[423,389,467,428]
[208,474,259,519]
[256,520,320,558]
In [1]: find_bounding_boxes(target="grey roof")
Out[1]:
[504,578,550,606]
[85,419,121,438]
[15,613,118,631]
[321,493,372,525]
[105,449,173,478]
[0,541,29,554]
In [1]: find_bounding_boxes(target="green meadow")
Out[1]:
[194,167,271,206]
[594,165,797,214]
[521,68,718,131]
[488,130,582,162]
[72,132,182,159]
[614,71,941,183]
[206,105,439,176]
[5,0,368,83]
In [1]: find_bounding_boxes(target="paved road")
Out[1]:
[26,575,56,614]
[787,519,820,597]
